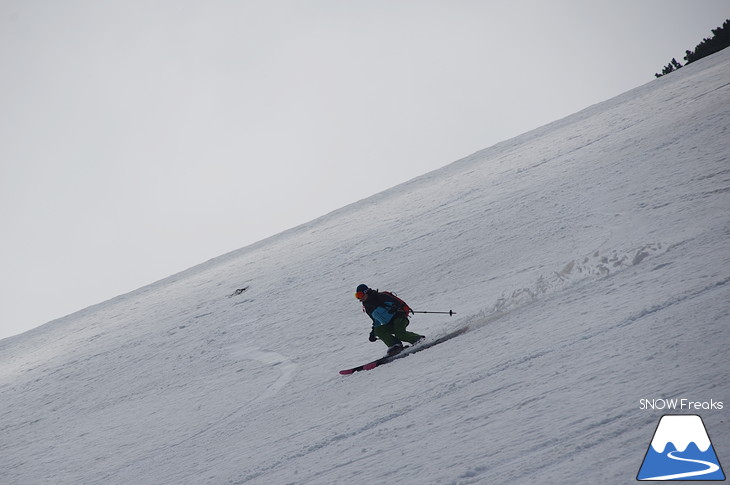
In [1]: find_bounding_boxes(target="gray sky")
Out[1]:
[1,1,728,340]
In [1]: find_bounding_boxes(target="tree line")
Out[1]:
[655,19,730,77]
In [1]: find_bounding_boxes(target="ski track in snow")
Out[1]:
[228,346,299,403]
[462,241,675,332]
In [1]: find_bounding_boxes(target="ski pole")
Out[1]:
[411,310,456,316]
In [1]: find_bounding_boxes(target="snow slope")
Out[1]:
[1,49,729,485]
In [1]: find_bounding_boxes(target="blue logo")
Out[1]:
[637,415,725,481]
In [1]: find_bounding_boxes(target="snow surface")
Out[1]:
[1,48,729,485]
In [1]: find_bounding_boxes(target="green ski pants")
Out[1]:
[373,316,423,347]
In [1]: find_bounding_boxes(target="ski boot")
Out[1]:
[386,342,404,356]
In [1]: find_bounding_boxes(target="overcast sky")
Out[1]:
[1,1,728,340]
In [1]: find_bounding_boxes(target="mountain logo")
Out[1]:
[637,414,725,481]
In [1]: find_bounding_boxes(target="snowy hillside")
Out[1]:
[2,49,729,485]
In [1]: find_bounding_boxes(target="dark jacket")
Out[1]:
[361,290,408,327]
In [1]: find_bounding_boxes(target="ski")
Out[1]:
[339,326,469,375]
[338,349,407,375]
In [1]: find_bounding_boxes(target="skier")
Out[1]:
[355,284,425,356]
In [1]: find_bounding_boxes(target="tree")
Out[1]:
[684,19,730,64]
[655,19,729,77]
[655,58,683,78]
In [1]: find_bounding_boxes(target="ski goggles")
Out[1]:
[355,291,367,300]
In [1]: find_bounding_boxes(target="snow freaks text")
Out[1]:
[639,398,724,411]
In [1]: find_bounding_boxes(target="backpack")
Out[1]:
[380,291,413,316]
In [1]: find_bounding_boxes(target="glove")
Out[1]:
[369,330,377,342]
